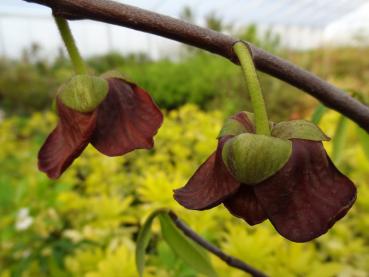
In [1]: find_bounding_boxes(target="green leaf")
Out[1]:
[331,115,349,164]
[272,120,330,141]
[357,127,369,161]
[222,133,292,184]
[135,209,165,277]
[58,74,108,113]
[158,213,217,277]
[311,104,327,125]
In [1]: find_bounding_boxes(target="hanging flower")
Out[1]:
[174,112,356,242]
[38,74,163,179]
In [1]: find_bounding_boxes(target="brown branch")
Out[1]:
[169,211,268,277]
[23,0,369,133]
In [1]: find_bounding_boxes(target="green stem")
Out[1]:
[54,16,87,74]
[233,41,270,136]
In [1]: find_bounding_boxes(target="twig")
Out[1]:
[169,211,268,277]
[23,0,369,132]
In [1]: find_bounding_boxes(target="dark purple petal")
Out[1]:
[223,185,267,225]
[91,78,163,156]
[38,98,97,179]
[174,137,240,210]
[254,139,356,242]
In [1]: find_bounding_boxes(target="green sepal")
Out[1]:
[218,118,249,138]
[244,111,274,130]
[217,111,274,138]
[272,120,330,141]
[58,74,109,113]
[243,111,255,124]
[100,70,125,79]
[222,133,292,185]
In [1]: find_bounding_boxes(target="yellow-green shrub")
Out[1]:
[0,105,368,276]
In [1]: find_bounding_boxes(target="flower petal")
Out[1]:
[38,98,97,179]
[254,139,356,242]
[174,137,240,210]
[223,185,267,225]
[91,78,163,156]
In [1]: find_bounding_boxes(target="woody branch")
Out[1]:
[23,0,369,132]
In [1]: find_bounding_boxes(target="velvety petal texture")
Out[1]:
[174,111,357,242]
[224,185,267,225]
[38,98,97,179]
[91,78,163,156]
[254,139,357,242]
[174,137,240,210]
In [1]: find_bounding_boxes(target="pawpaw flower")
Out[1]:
[174,112,356,242]
[38,74,163,179]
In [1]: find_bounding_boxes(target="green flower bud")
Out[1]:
[58,74,109,113]
[222,133,292,185]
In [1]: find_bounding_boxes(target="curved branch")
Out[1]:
[169,212,268,277]
[24,0,369,132]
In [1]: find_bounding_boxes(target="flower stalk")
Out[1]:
[54,16,88,74]
[233,41,270,136]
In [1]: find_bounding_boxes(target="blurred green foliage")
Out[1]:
[0,105,369,276]
[0,31,309,122]
[3,45,368,123]
[1,23,369,276]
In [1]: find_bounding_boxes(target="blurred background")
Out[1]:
[1,0,369,276]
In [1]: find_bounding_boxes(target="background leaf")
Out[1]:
[331,115,349,164]
[311,104,327,125]
[135,209,165,277]
[357,127,369,161]
[158,213,217,277]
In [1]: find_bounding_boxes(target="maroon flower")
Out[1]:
[39,77,163,179]
[174,112,356,242]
